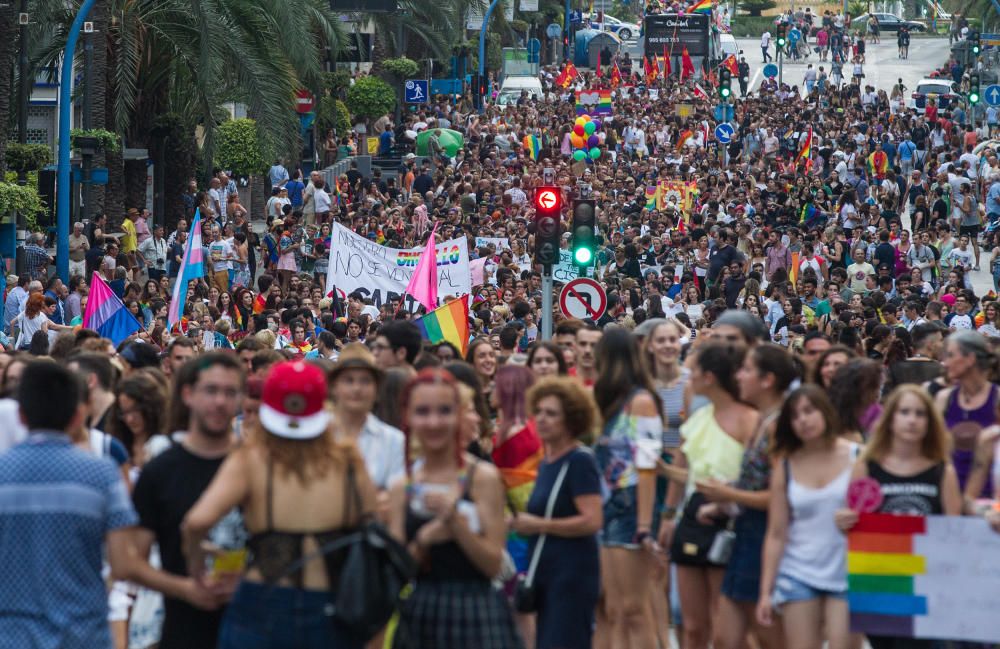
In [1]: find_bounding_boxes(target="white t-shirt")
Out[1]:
[208,239,233,272]
[314,188,332,213]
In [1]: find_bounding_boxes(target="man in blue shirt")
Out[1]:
[0,362,137,649]
[267,159,289,189]
[986,179,1000,221]
[378,124,394,156]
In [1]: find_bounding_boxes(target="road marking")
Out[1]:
[750,68,761,92]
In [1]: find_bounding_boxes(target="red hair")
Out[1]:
[400,368,465,474]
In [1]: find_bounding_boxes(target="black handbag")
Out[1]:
[513,459,570,613]
[276,462,417,642]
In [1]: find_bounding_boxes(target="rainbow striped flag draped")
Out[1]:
[687,0,712,13]
[795,127,813,170]
[800,203,820,226]
[413,295,470,355]
[522,134,541,160]
[492,421,543,571]
[168,208,205,328]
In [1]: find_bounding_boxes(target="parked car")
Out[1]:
[907,77,959,110]
[590,14,640,41]
[862,13,927,32]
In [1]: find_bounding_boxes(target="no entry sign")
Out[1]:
[559,277,607,321]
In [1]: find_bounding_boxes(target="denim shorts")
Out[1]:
[771,573,846,609]
[601,486,639,548]
[218,581,362,649]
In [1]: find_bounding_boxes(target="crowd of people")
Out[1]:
[3,16,1000,649]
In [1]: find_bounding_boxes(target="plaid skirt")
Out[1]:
[392,580,525,649]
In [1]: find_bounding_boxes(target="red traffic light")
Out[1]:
[535,187,561,212]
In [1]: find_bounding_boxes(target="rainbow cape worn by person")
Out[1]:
[522,134,541,160]
[492,420,543,572]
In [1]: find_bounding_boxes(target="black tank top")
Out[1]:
[868,460,945,516]
[405,462,487,582]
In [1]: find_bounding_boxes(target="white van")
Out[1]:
[496,76,543,106]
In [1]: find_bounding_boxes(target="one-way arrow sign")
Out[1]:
[985,84,1000,107]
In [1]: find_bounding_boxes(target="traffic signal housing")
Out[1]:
[719,69,732,100]
[533,186,562,267]
[971,31,981,55]
[969,72,981,105]
[776,23,787,48]
[571,199,596,267]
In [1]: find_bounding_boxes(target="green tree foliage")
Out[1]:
[739,0,778,17]
[4,144,52,174]
[382,57,421,79]
[215,119,268,180]
[0,182,44,220]
[346,77,397,123]
[70,129,121,153]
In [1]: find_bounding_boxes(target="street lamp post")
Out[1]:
[478,0,502,115]
[56,0,98,283]
[16,0,29,276]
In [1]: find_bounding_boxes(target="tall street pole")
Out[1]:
[16,0,29,276]
[82,27,94,226]
[57,0,98,283]
[478,0,502,115]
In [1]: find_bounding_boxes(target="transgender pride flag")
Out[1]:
[167,208,205,328]
[83,273,142,345]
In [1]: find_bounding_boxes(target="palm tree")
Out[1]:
[371,0,485,70]
[0,2,19,176]
[26,0,346,226]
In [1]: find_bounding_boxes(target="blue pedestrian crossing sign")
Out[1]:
[715,123,734,144]
[404,79,429,103]
[985,84,1000,107]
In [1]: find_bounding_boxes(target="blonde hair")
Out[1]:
[863,385,952,464]
[254,329,277,348]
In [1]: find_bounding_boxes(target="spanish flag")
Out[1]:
[413,295,470,355]
[795,127,812,170]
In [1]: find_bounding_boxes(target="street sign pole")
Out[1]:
[541,268,553,341]
[778,46,783,86]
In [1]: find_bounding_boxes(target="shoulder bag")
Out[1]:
[273,460,417,643]
[513,458,571,613]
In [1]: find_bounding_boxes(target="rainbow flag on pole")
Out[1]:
[413,294,470,356]
[168,208,205,329]
[82,272,142,345]
[796,127,813,170]
[687,0,713,13]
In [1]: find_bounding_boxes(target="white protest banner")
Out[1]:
[475,237,510,251]
[327,223,471,311]
[554,249,594,282]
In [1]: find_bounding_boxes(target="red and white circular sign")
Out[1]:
[559,277,607,321]
[295,89,315,114]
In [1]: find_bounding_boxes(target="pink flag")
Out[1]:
[405,224,439,312]
[470,258,488,286]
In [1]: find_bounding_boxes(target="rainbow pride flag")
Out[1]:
[575,89,613,116]
[687,0,712,13]
[492,421,543,571]
[413,294,469,356]
[522,134,540,160]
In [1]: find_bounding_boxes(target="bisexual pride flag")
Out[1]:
[83,272,142,345]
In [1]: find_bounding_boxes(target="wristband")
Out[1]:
[634,531,652,545]
[661,507,678,519]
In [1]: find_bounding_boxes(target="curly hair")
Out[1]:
[106,370,169,455]
[527,377,599,443]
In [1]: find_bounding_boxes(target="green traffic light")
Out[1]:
[777,38,786,46]
[574,247,593,265]
[970,92,980,104]
[720,87,731,98]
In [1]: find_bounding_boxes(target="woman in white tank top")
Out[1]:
[757,385,858,649]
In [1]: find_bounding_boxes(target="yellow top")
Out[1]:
[120,219,137,252]
[680,404,744,483]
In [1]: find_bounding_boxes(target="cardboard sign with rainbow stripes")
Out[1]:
[848,513,1000,643]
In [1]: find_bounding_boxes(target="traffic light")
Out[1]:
[571,199,596,267]
[971,31,981,55]
[719,69,732,100]
[969,73,981,105]
[533,186,562,267]
[776,23,787,48]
